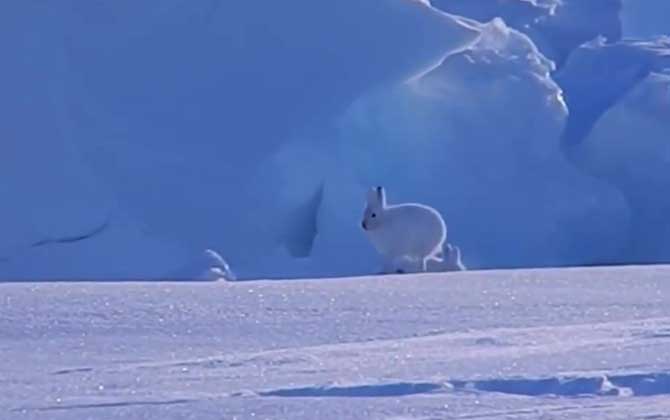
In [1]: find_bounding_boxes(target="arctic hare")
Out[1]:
[361,186,446,274]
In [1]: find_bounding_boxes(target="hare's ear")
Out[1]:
[376,186,386,207]
[366,187,379,206]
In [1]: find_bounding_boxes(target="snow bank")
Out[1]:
[558,37,670,263]
[307,20,628,273]
[556,37,670,147]
[573,70,670,263]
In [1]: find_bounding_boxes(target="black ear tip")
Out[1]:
[376,186,383,192]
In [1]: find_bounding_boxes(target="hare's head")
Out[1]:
[361,186,387,231]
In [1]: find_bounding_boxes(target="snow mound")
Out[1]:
[570,59,670,263]
[561,37,670,263]
[556,37,670,147]
[309,19,628,273]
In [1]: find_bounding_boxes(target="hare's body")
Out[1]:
[366,203,446,269]
[361,187,447,273]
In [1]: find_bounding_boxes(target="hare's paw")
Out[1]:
[380,257,411,275]
[393,256,423,274]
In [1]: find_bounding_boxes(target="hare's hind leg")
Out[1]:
[380,257,396,274]
[398,256,423,274]
[382,256,419,274]
[421,257,430,272]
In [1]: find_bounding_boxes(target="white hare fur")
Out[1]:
[444,243,466,271]
[361,186,446,274]
[427,243,466,272]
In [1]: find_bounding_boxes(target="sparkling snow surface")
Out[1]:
[3,265,669,419]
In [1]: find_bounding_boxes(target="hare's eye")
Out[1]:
[371,213,376,218]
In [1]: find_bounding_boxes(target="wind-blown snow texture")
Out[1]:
[2,266,670,418]
[1,1,669,280]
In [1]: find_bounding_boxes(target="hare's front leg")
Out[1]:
[380,255,422,274]
[380,257,396,274]
[395,256,424,274]
[380,256,408,274]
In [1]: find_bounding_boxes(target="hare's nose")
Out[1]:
[361,221,367,230]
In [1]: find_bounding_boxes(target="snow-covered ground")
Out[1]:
[3,265,669,419]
